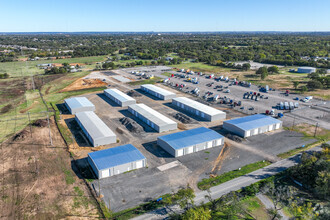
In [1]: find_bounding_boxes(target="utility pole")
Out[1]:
[46,112,53,146]
[27,112,32,138]
[314,123,319,137]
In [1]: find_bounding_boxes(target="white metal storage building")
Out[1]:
[223,114,282,138]
[128,103,177,133]
[172,97,226,121]
[104,88,136,107]
[64,97,95,114]
[157,127,224,157]
[141,84,176,100]
[76,111,116,147]
[297,67,316,74]
[88,144,146,179]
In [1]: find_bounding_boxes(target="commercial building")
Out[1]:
[88,144,146,179]
[104,88,136,107]
[172,97,226,121]
[157,127,224,157]
[223,114,282,138]
[64,97,95,114]
[128,104,177,133]
[141,84,176,100]
[297,67,316,74]
[76,111,116,147]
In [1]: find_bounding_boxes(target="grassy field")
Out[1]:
[0,70,106,142]
[128,76,162,85]
[169,62,234,73]
[0,55,107,77]
[197,160,271,190]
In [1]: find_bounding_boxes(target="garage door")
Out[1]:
[196,110,200,116]
[268,125,273,131]
[216,138,222,146]
[246,130,251,137]
[207,141,213,148]
[253,128,259,135]
[275,123,280,129]
[136,160,143,169]
[101,169,110,178]
[186,146,193,154]
[201,112,205,118]
[177,149,184,157]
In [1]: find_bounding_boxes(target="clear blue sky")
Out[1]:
[0,0,329,32]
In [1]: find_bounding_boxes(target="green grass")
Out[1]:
[0,56,107,77]
[169,62,234,74]
[161,72,172,77]
[63,168,75,185]
[197,160,272,190]
[277,140,324,159]
[128,76,162,85]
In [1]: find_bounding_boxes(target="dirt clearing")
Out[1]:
[0,118,101,219]
[60,78,107,92]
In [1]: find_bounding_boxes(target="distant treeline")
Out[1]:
[0,33,329,68]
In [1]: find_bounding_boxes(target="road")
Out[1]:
[256,194,288,220]
[132,145,323,220]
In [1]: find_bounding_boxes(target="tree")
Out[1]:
[300,85,308,92]
[261,71,268,80]
[242,63,251,71]
[174,186,195,210]
[317,68,327,76]
[261,182,295,220]
[268,66,279,74]
[307,80,323,90]
[182,207,211,220]
[256,66,268,75]
[293,81,300,90]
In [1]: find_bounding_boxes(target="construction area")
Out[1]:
[47,66,328,213]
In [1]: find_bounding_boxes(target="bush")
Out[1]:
[307,80,323,90]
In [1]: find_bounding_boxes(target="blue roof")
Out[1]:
[224,114,281,131]
[158,127,224,150]
[88,144,146,170]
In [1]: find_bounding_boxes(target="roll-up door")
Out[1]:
[268,125,273,131]
[246,130,251,137]
[177,149,183,157]
[136,160,143,169]
[186,146,193,154]
[207,141,212,148]
[253,128,258,135]
[275,123,280,129]
[101,169,110,178]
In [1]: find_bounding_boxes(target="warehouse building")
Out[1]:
[297,67,316,74]
[76,111,116,147]
[141,84,176,100]
[172,97,226,121]
[223,114,282,138]
[128,103,177,133]
[104,88,136,107]
[157,127,224,157]
[88,144,146,179]
[64,97,95,114]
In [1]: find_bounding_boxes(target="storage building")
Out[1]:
[141,84,176,100]
[128,104,177,133]
[157,127,224,157]
[76,111,116,147]
[172,97,226,121]
[104,88,136,107]
[297,67,316,74]
[64,97,95,114]
[223,114,282,138]
[88,144,146,179]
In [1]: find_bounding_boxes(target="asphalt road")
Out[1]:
[132,145,323,220]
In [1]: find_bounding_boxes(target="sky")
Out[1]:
[0,0,329,32]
